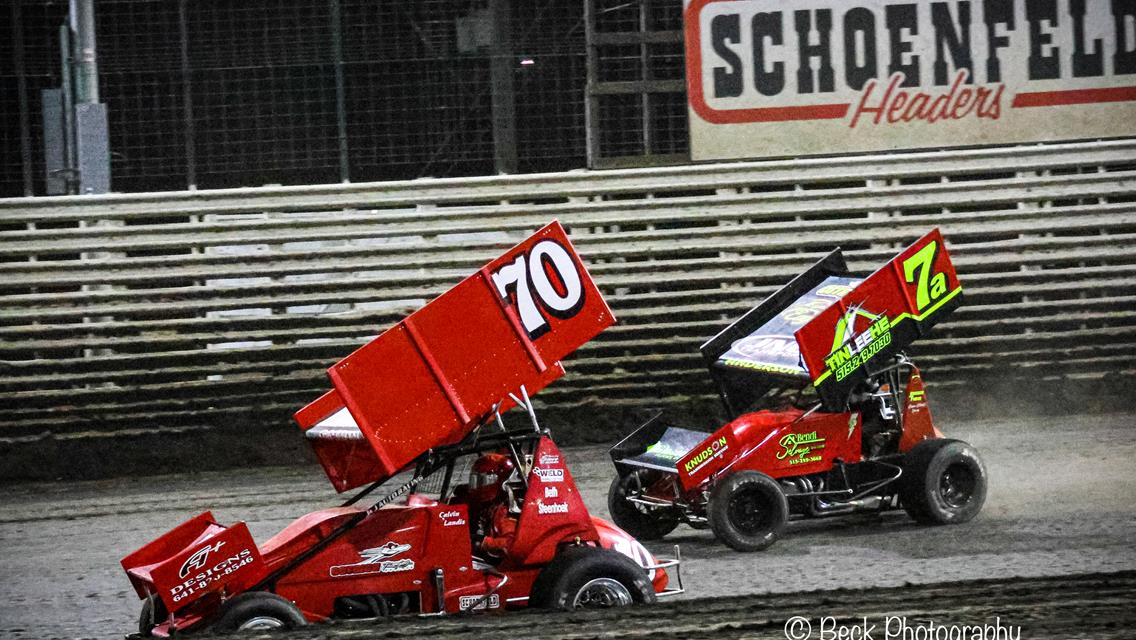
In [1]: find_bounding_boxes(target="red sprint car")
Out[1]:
[608,229,987,551]
[122,222,681,635]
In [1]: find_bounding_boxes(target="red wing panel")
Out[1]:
[795,228,962,410]
[319,221,614,484]
[122,514,266,613]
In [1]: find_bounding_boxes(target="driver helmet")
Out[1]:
[468,452,514,504]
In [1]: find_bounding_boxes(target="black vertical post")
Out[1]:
[178,0,197,190]
[489,0,517,174]
[330,0,350,183]
[639,0,650,156]
[583,0,599,168]
[59,23,76,193]
[12,0,35,196]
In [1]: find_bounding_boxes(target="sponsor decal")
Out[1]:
[777,431,827,465]
[687,0,1136,160]
[169,547,256,603]
[532,467,564,482]
[539,453,560,465]
[179,540,225,579]
[848,414,858,438]
[721,357,804,376]
[379,559,415,574]
[908,389,925,402]
[644,440,690,462]
[780,296,840,326]
[544,486,559,498]
[683,435,730,476]
[536,499,569,515]
[330,541,413,577]
[731,335,798,361]
[823,312,893,382]
[459,594,501,611]
[440,510,467,527]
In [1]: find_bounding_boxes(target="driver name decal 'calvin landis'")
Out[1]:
[777,432,826,465]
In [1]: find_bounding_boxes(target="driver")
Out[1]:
[465,452,521,559]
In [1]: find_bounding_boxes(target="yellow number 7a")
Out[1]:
[902,241,947,311]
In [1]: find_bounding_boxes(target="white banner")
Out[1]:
[685,0,1136,159]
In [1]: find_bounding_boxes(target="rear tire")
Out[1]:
[530,546,656,611]
[899,438,987,525]
[607,470,680,540]
[708,471,788,552]
[137,594,166,637]
[210,592,307,633]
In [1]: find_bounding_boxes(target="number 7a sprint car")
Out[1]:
[607,229,987,552]
[121,221,681,636]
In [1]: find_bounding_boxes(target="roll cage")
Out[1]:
[256,388,548,594]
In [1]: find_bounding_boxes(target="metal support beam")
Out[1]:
[489,0,517,175]
[583,0,600,168]
[41,89,68,195]
[330,0,350,183]
[75,103,110,194]
[178,0,197,190]
[11,0,35,196]
[68,0,110,194]
[59,23,77,193]
[70,0,100,104]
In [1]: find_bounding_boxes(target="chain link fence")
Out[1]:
[3,0,666,197]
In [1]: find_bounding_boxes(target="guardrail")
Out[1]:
[2,139,1134,447]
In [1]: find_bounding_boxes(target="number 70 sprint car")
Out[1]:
[121,222,681,636]
[608,229,987,551]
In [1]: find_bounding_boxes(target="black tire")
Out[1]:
[899,438,987,525]
[708,471,789,552]
[137,594,166,637]
[607,470,680,541]
[529,546,657,611]
[210,592,307,633]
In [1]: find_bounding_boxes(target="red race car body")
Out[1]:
[608,229,987,552]
[122,222,681,636]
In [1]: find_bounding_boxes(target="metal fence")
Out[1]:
[2,139,1134,454]
[1,0,607,197]
[2,0,691,198]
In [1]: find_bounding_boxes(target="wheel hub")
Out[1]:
[728,488,774,534]
[238,616,286,630]
[939,462,976,508]
[573,577,633,608]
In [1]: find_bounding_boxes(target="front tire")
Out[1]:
[607,470,680,540]
[530,546,656,611]
[899,438,987,525]
[210,592,307,633]
[708,471,789,552]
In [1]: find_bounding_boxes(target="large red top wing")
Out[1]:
[300,221,614,486]
[795,228,962,410]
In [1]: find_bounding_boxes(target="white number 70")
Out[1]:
[490,239,584,339]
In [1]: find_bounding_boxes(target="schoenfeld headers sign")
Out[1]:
[684,0,1136,160]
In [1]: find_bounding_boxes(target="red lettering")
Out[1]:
[951,88,975,118]
[902,93,929,121]
[887,91,908,122]
[848,69,1003,128]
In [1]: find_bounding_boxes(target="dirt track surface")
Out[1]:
[288,571,1136,640]
[1,412,1134,639]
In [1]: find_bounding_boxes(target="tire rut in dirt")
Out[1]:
[281,571,1136,640]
